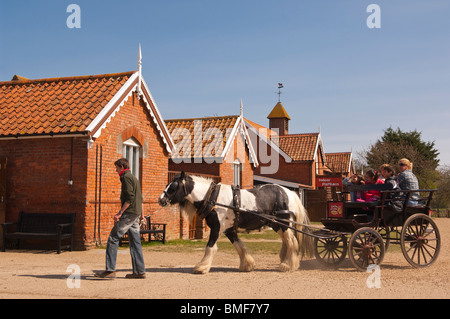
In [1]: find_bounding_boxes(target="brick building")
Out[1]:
[244,101,333,221]
[165,114,257,189]
[165,113,258,238]
[245,102,327,190]
[325,152,355,178]
[245,101,358,221]
[0,70,182,249]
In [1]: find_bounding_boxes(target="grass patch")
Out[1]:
[237,229,280,240]
[114,228,283,254]
[141,239,206,253]
[218,241,281,254]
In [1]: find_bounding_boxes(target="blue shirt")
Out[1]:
[397,170,419,200]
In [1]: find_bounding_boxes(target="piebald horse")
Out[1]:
[158,172,314,274]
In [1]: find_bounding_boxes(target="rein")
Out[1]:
[214,201,342,239]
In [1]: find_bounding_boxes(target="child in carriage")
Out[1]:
[343,173,365,201]
[361,169,384,202]
[380,164,403,212]
[380,164,399,196]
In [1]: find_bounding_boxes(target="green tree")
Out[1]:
[380,127,439,167]
[434,165,450,209]
[361,127,440,189]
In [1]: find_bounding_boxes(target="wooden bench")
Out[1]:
[120,216,166,246]
[1,212,75,254]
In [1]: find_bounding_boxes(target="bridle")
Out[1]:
[163,178,188,204]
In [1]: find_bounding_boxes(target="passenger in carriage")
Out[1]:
[380,164,404,212]
[397,158,420,206]
[380,164,399,197]
[343,173,364,201]
[361,169,384,202]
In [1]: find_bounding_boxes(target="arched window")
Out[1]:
[123,137,141,179]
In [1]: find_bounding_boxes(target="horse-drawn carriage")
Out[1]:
[159,172,440,273]
[313,184,440,271]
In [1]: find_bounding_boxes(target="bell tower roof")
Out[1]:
[267,102,291,120]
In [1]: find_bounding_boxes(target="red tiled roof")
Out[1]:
[244,117,277,139]
[165,115,238,158]
[276,133,319,161]
[0,71,135,137]
[326,152,354,174]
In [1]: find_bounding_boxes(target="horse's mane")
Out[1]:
[189,174,214,185]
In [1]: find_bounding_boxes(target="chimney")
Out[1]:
[11,75,29,81]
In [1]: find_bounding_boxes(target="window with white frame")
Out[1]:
[123,137,141,179]
[233,159,242,187]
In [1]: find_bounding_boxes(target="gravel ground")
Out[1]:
[0,219,448,299]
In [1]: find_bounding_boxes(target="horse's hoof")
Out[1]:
[239,263,255,272]
[239,257,256,272]
[193,270,208,274]
[193,265,210,274]
[279,263,294,272]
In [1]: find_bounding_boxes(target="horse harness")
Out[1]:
[196,182,241,231]
[196,182,221,219]
[191,181,340,239]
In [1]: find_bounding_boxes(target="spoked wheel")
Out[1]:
[401,214,440,268]
[349,227,385,271]
[314,235,348,268]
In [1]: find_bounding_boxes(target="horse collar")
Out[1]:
[197,182,221,219]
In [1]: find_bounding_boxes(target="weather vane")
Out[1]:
[277,83,284,102]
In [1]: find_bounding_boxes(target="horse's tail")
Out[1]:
[291,192,314,258]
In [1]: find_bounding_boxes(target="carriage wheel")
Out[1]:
[314,235,348,268]
[349,227,385,271]
[401,214,440,268]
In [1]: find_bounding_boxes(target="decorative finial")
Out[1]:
[240,99,243,117]
[137,43,142,97]
[277,83,284,102]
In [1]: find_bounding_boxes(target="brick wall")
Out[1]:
[256,156,313,186]
[84,92,176,247]
[221,132,254,189]
[0,92,182,250]
[0,136,88,249]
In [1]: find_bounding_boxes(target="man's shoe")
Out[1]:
[94,271,116,279]
[125,273,146,279]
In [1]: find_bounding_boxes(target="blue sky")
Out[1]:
[1,0,449,165]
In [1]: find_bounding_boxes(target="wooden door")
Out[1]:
[0,158,7,246]
[189,214,205,239]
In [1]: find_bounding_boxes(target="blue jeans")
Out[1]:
[106,213,145,274]
[407,199,419,206]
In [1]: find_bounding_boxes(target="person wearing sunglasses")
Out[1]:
[397,158,420,206]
